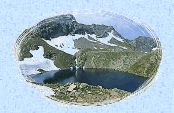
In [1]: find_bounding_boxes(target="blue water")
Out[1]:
[31,68,148,92]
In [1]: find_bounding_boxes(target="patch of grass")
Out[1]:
[128,49,162,77]
[76,49,145,71]
[43,83,129,104]
[76,49,162,77]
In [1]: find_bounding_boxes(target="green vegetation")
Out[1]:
[76,49,145,71]
[76,49,162,77]
[43,83,129,105]
[128,49,162,77]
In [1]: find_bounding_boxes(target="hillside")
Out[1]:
[15,14,160,78]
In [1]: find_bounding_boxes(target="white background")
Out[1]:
[0,0,174,113]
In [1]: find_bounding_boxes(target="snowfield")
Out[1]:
[44,30,125,55]
[18,46,59,76]
[44,34,83,55]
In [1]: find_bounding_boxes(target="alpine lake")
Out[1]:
[31,68,148,93]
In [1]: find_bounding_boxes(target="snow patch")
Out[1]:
[18,46,59,76]
[44,31,125,55]
[91,30,124,46]
[108,30,124,42]
[152,47,158,51]
[120,46,127,49]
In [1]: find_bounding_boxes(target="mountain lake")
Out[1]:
[30,68,148,92]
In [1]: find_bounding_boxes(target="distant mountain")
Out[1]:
[130,36,157,52]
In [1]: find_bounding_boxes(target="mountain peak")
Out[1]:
[38,14,76,25]
[35,14,124,40]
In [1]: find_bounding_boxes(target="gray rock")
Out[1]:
[34,14,123,40]
[67,84,76,92]
[131,36,157,52]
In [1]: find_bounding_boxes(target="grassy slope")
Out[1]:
[76,49,162,77]
[128,49,162,77]
[76,49,145,71]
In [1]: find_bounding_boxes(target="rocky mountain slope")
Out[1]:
[35,14,124,39]
[15,14,161,77]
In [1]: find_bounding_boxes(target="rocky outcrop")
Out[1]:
[34,14,124,40]
[131,36,157,52]
[44,83,129,105]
